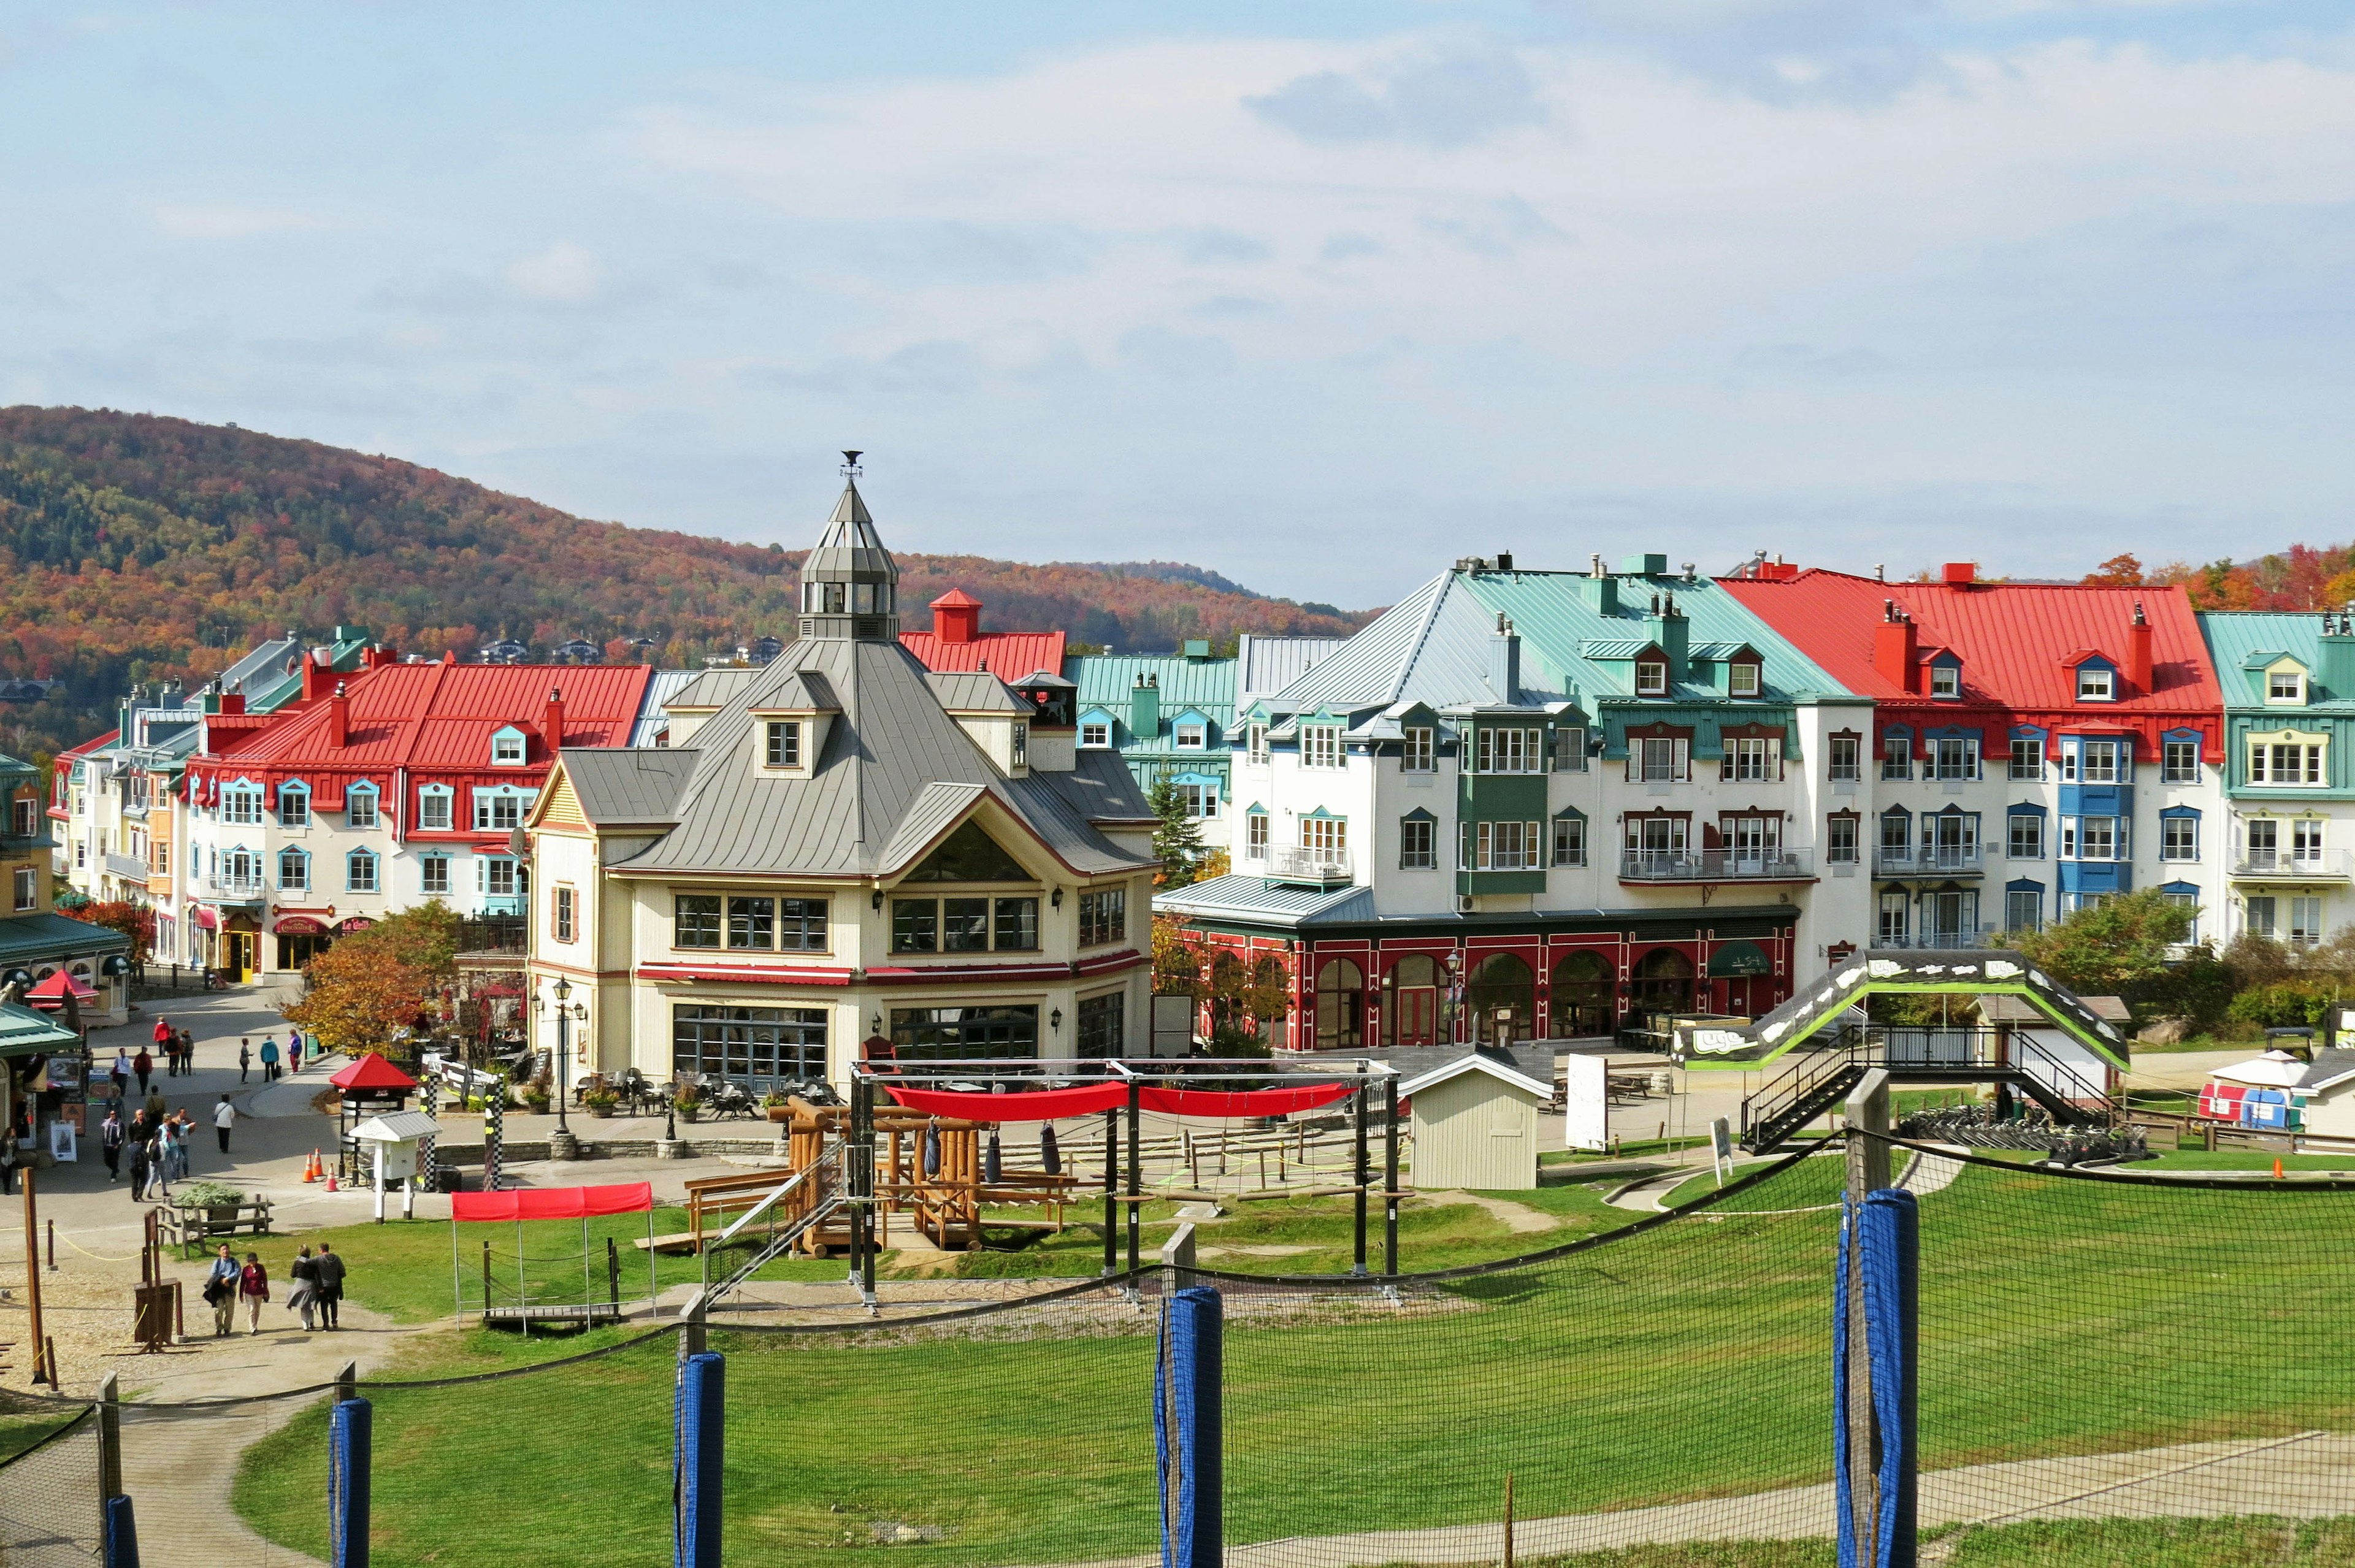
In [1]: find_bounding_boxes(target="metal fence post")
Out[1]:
[329,1397,372,1568]
[1839,1068,1893,1568]
[1155,1286,1223,1568]
[675,1350,725,1568]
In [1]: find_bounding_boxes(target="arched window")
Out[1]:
[1464,952,1536,1044]
[1209,951,1247,1031]
[1384,953,1440,1047]
[1550,950,1614,1039]
[1631,947,1694,1017]
[1314,957,1365,1049]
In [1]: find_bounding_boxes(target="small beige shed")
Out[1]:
[2299,1050,2355,1139]
[1400,1047,1553,1192]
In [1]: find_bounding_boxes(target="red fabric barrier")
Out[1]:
[880,1080,1358,1122]
[451,1182,655,1222]
[885,1083,1128,1121]
[1140,1082,1357,1118]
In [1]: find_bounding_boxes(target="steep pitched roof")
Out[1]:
[2199,613,2355,708]
[1458,572,1847,703]
[631,669,706,746]
[1255,573,1509,716]
[1721,570,2219,716]
[607,637,1153,880]
[925,671,1027,714]
[665,668,760,711]
[554,748,702,825]
[1235,635,1346,716]
[899,627,1068,678]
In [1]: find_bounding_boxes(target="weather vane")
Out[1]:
[841,449,863,478]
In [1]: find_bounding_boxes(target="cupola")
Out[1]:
[796,451,900,642]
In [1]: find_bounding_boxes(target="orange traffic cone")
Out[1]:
[2275,1157,2285,1180]
[303,1149,320,1183]
[326,1170,338,1193]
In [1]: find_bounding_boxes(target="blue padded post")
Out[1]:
[101,1494,139,1568]
[1861,1188,1920,1568]
[1155,1286,1223,1568]
[675,1350,725,1568]
[329,1397,372,1568]
[1834,1198,1858,1568]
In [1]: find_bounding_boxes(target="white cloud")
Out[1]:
[149,203,339,240]
[505,241,604,304]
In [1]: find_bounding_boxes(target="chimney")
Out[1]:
[1577,560,1618,616]
[1645,593,1690,681]
[1495,550,1514,572]
[220,694,246,716]
[544,686,566,755]
[1873,600,1919,692]
[1129,671,1162,741]
[1489,613,1521,704]
[2126,601,2154,694]
[327,681,350,748]
[930,589,982,646]
[1942,562,1977,586]
[2318,608,2355,699]
[301,651,331,702]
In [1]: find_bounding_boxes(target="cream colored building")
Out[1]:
[523,465,1159,1093]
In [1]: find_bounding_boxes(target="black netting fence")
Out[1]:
[11,1136,2355,1567]
[0,1403,101,1564]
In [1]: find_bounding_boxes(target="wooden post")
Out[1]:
[97,1372,122,1506]
[1844,1067,1892,1568]
[678,1287,708,1362]
[23,1165,48,1385]
[1503,1472,1515,1568]
[335,1358,358,1405]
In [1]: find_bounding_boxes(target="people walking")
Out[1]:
[182,1028,196,1073]
[289,1247,318,1331]
[313,1242,345,1329]
[99,1107,123,1182]
[0,1125,17,1197]
[126,1133,150,1203]
[238,1252,270,1334]
[259,1036,280,1082]
[168,1115,191,1181]
[110,1047,131,1099]
[213,1094,236,1155]
[151,1016,173,1074]
[239,1039,252,1083]
[204,1244,242,1336]
[132,1047,153,1095]
[144,1084,167,1124]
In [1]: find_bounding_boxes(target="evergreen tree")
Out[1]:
[1147,776,1206,888]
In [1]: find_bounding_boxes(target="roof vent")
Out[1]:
[1495,551,1514,571]
[1942,562,1977,586]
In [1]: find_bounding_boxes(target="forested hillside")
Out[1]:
[0,407,1370,762]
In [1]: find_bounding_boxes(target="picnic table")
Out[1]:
[161,1197,275,1258]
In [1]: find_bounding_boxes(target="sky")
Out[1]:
[4,2,2354,609]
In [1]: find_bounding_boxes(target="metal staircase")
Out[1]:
[1740,1026,2125,1153]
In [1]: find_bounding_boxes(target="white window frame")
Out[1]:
[2009,738,2043,780]
[277,847,308,891]
[1246,722,1268,764]
[491,729,526,766]
[2250,738,2326,787]
[1635,660,1668,697]
[2007,814,2044,860]
[418,786,454,831]
[2077,664,2115,702]
[473,790,525,832]
[421,854,452,896]
[1300,814,1346,855]
[1244,813,1268,859]
[1730,737,1774,783]
[1551,817,1587,867]
[2162,740,2199,784]
[1081,720,1112,751]
[1728,662,1761,698]
[2269,670,2306,704]
[1178,781,1219,819]
[1302,725,1343,769]
[346,848,379,893]
[1400,816,1436,870]
[222,784,263,826]
[2160,816,2199,862]
[1173,722,1206,751]
[1932,737,1979,781]
[1929,663,1959,698]
[12,865,34,911]
[1402,727,1433,773]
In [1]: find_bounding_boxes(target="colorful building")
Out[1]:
[1724,564,2225,946]
[523,466,1157,1092]
[2,751,131,1023]
[1157,552,1868,1050]
[2196,611,2355,946]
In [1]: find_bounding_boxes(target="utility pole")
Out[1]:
[23,1163,49,1386]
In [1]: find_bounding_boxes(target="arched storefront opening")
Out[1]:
[1209,950,1247,1033]
[1384,953,1441,1047]
[1314,957,1366,1049]
[1463,952,1536,1044]
[1550,950,1614,1039]
[1249,955,1289,1041]
[1630,947,1694,1020]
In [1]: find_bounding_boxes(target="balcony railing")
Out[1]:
[1872,845,1985,876]
[209,873,266,898]
[1267,846,1352,885]
[2232,849,2352,879]
[102,852,151,882]
[1618,848,1812,882]
[1875,927,1998,950]
[478,894,527,917]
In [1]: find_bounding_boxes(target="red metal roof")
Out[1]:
[330,1050,418,1090]
[929,588,982,608]
[188,663,653,794]
[1721,568,2224,752]
[898,629,1066,678]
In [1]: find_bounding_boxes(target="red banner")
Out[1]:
[881,1079,1358,1122]
[451,1182,654,1222]
[885,1083,1127,1122]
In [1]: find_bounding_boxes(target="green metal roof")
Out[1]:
[0,1000,79,1059]
[1453,572,1853,703]
[2199,611,2355,708]
[1067,654,1238,712]
[0,912,131,966]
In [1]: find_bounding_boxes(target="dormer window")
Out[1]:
[2269,670,2306,704]
[765,720,802,768]
[1929,663,1960,699]
[1636,660,1668,697]
[491,727,527,765]
[1174,722,1206,751]
[2076,665,2115,702]
[1081,719,1112,749]
[1728,662,1761,698]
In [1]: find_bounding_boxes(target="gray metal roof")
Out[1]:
[2298,1047,2355,1093]
[556,748,703,825]
[754,670,840,712]
[631,669,705,747]
[1254,573,1545,719]
[1152,874,1374,928]
[803,480,897,586]
[1235,635,1345,714]
[666,668,759,711]
[926,671,1027,713]
[218,635,301,699]
[607,637,1154,881]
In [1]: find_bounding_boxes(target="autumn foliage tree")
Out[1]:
[59,899,155,962]
[281,901,461,1057]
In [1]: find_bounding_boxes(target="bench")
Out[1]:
[163,1198,275,1259]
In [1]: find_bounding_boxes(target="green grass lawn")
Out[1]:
[229,1156,2355,1567]
[1519,1515,2355,1566]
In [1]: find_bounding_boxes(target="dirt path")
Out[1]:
[1415,1192,1558,1233]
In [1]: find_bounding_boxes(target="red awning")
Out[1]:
[882,1079,1358,1122]
[887,1083,1128,1121]
[191,906,219,931]
[451,1182,655,1222]
[274,916,328,935]
[25,971,98,1002]
[329,1051,418,1091]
